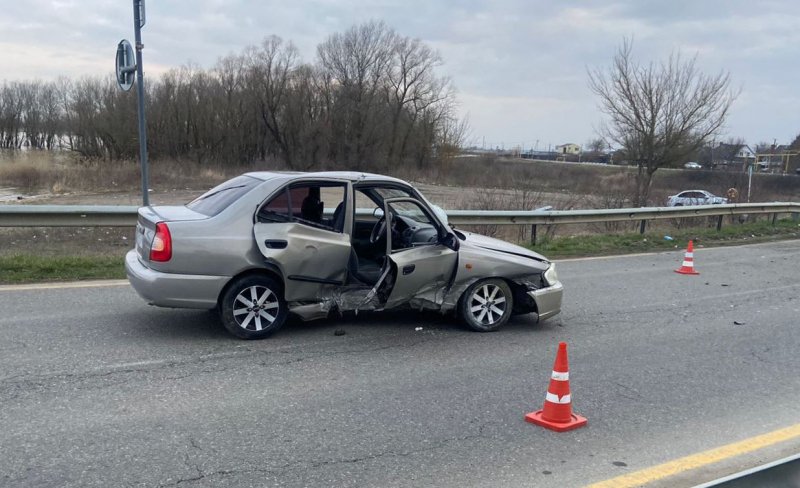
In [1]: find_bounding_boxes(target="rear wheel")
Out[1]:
[459,278,513,332]
[220,275,287,339]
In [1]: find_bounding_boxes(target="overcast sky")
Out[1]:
[1,0,798,150]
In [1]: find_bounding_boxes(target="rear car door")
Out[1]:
[381,197,458,309]
[253,180,352,302]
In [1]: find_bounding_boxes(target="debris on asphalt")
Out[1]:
[415,327,423,331]
[334,329,346,336]
[721,283,730,287]
[733,321,745,325]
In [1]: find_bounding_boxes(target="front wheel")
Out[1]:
[220,275,287,339]
[458,279,513,332]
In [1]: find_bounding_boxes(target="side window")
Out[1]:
[354,185,416,216]
[386,199,440,252]
[391,200,434,226]
[258,188,292,223]
[257,182,347,232]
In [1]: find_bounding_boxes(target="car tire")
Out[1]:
[458,278,514,332]
[220,275,288,339]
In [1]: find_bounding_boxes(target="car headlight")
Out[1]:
[544,263,558,286]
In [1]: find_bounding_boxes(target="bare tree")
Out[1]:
[244,37,298,166]
[791,133,800,150]
[1,22,464,172]
[589,39,738,205]
[586,137,606,153]
[317,20,396,169]
[385,36,451,166]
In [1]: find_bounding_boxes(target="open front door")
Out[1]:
[381,198,458,309]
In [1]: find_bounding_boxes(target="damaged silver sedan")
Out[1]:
[125,172,563,339]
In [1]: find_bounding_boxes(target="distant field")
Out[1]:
[442,156,798,206]
[1,150,797,207]
[1,151,797,255]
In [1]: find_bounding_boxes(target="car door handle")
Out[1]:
[264,240,288,249]
[402,265,415,275]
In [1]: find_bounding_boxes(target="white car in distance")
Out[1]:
[666,190,728,207]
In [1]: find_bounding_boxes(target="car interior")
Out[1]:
[256,181,444,288]
[348,185,443,286]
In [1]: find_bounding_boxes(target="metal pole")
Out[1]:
[133,0,149,207]
[747,163,753,203]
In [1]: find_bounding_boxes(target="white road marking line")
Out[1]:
[0,280,130,292]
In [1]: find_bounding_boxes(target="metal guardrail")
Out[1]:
[0,205,140,227]
[0,203,797,229]
[445,202,800,225]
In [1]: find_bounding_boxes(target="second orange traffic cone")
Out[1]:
[675,240,700,275]
[525,342,587,432]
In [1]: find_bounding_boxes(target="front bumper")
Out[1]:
[528,280,563,320]
[125,250,229,309]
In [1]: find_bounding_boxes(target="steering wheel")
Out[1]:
[370,216,387,244]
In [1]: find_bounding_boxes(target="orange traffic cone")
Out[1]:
[675,240,700,275]
[525,342,587,432]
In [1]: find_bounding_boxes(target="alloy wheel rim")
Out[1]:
[233,285,279,331]
[469,284,506,326]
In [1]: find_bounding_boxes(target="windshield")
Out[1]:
[186,175,260,216]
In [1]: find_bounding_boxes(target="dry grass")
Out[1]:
[420,156,798,205]
[2,151,795,205]
[0,150,289,195]
[1,151,797,246]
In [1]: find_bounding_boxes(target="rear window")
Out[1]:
[186,175,260,216]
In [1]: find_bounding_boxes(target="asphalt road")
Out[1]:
[1,240,799,487]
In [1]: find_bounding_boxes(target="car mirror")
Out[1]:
[373,207,384,219]
[440,232,460,251]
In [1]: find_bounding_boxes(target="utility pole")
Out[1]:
[133,0,149,206]
[116,1,150,206]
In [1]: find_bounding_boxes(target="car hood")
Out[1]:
[457,230,550,264]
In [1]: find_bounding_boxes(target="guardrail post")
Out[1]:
[531,224,537,246]
[771,213,777,226]
[639,219,647,234]
[716,215,723,231]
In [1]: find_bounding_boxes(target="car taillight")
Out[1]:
[150,222,172,262]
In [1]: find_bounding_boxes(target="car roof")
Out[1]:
[243,171,409,185]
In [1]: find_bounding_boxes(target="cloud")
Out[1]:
[0,0,798,144]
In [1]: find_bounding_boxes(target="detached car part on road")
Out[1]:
[126,172,563,339]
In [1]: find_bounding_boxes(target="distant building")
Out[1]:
[736,145,755,160]
[707,142,755,171]
[555,143,581,155]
